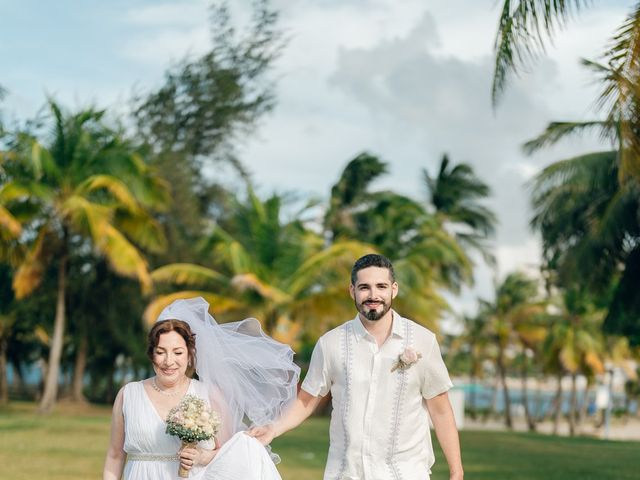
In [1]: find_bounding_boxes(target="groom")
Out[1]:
[250,254,463,480]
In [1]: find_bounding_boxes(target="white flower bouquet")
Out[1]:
[165,394,222,478]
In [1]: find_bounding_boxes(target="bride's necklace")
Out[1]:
[151,376,184,397]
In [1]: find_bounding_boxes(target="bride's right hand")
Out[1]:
[247,424,276,445]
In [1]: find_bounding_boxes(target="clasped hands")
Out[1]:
[247,424,276,446]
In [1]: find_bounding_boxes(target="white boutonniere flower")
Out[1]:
[391,347,422,372]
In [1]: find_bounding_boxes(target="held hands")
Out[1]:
[247,424,276,446]
[178,445,218,472]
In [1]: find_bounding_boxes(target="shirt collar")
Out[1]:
[351,310,405,343]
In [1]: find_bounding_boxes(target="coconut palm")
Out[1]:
[484,272,541,429]
[493,1,640,179]
[530,150,640,345]
[0,100,169,412]
[543,288,605,436]
[324,152,388,241]
[423,154,497,264]
[453,311,492,419]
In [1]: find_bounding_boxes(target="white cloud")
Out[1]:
[123,1,210,27]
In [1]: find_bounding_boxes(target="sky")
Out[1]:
[0,0,632,317]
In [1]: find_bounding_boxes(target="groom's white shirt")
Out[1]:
[301,312,453,480]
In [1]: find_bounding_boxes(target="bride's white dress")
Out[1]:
[122,380,282,480]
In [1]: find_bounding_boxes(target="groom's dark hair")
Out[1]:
[351,254,396,285]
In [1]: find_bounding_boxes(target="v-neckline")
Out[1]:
[141,379,193,424]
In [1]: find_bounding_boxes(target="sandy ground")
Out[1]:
[463,416,640,441]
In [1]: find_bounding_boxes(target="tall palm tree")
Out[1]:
[485,272,541,429]
[423,154,497,264]
[493,1,640,179]
[453,311,492,419]
[543,288,605,436]
[1,101,169,412]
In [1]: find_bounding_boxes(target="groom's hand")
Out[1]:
[247,424,276,446]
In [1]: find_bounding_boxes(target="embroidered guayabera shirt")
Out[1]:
[301,312,453,480]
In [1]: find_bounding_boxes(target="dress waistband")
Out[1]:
[127,453,179,462]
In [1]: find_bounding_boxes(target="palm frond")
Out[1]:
[287,240,374,295]
[144,291,244,325]
[0,206,21,238]
[151,263,228,287]
[492,0,589,106]
[77,174,141,213]
[116,211,167,254]
[96,223,152,293]
[230,273,291,304]
[57,195,112,237]
[523,121,615,155]
[12,227,51,299]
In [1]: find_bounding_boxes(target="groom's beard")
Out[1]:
[356,298,392,321]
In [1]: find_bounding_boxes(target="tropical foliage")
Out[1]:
[0,101,169,412]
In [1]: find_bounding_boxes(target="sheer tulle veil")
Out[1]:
[157,297,300,443]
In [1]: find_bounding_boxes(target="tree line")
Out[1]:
[0,1,638,427]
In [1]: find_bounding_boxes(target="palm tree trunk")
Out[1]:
[0,335,8,405]
[568,373,578,436]
[521,348,536,431]
[469,372,477,420]
[71,334,88,403]
[497,344,512,429]
[552,373,563,435]
[578,380,591,428]
[39,253,68,413]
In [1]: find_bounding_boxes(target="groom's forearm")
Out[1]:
[426,393,463,479]
[274,389,322,437]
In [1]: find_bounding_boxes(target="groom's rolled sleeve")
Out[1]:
[301,337,331,397]
[420,335,454,400]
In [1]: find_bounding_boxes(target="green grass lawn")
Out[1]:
[1,402,639,479]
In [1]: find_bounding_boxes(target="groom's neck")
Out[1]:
[359,310,394,347]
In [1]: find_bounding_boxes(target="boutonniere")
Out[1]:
[391,347,422,372]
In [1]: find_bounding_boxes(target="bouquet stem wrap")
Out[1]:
[178,441,197,478]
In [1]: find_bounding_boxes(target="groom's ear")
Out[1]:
[349,283,355,299]
[391,282,398,299]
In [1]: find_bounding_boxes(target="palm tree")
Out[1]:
[543,288,605,436]
[1,101,169,412]
[485,272,541,429]
[324,154,476,330]
[324,152,388,241]
[146,188,373,342]
[423,154,497,264]
[493,1,640,179]
[454,312,492,419]
[530,150,640,345]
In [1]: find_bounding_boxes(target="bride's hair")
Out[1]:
[147,319,197,376]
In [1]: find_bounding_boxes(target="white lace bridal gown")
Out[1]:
[122,380,282,480]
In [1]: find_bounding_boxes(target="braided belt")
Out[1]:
[127,453,179,462]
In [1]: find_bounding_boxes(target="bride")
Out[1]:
[103,297,300,480]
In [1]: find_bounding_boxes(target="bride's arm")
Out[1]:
[103,388,126,480]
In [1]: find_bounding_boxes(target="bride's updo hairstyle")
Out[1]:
[147,319,197,377]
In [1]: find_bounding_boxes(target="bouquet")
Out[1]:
[165,394,222,478]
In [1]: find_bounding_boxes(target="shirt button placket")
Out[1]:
[362,344,379,478]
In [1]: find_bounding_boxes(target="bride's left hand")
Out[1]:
[179,446,218,470]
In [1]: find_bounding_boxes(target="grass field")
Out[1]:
[1,401,639,479]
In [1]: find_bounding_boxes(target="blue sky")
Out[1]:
[1,0,632,315]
